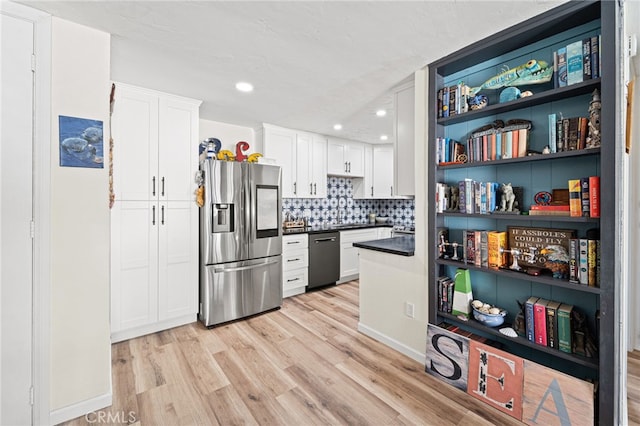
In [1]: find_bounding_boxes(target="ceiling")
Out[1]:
[19,0,565,144]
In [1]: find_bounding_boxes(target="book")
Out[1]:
[529,205,570,211]
[512,130,519,158]
[582,37,592,81]
[557,47,568,87]
[567,117,580,150]
[562,118,570,152]
[568,179,582,217]
[548,113,557,152]
[589,176,600,218]
[458,180,466,213]
[591,35,600,79]
[556,118,564,151]
[518,128,528,157]
[588,239,598,287]
[487,231,507,269]
[464,230,476,264]
[529,204,570,217]
[525,296,539,343]
[534,298,549,346]
[448,85,457,117]
[596,239,601,288]
[566,40,584,85]
[504,131,513,159]
[546,300,561,349]
[569,238,580,283]
[557,304,574,353]
[580,177,590,217]
[442,86,450,117]
[579,238,589,285]
[480,231,489,267]
[578,117,588,149]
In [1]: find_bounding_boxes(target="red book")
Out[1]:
[512,130,520,158]
[589,176,600,218]
[533,298,549,346]
[529,205,570,211]
[482,135,488,161]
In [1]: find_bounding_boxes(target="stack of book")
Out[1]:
[568,176,600,218]
[525,297,574,353]
[568,238,601,287]
[437,276,455,313]
[465,127,529,162]
[554,34,601,88]
[457,179,500,214]
[437,82,470,118]
[436,137,465,164]
[547,114,590,152]
[461,230,508,269]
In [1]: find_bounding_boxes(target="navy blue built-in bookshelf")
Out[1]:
[427,1,621,424]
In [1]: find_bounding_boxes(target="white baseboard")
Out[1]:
[357,322,426,364]
[50,392,112,425]
[111,314,196,343]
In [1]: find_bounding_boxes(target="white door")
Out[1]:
[327,139,347,175]
[295,132,313,197]
[311,135,327,197]
[345,142,365,177]
[1,12,34,424]
[263,127,297,197]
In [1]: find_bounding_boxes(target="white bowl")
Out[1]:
[375,217,389,224]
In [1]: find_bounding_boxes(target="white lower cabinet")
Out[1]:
[111,200,198,342]
[339,228,379,283]
[377,227,392,239]
[282,234,308,298]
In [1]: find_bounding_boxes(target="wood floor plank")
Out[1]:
[57,280,640,426]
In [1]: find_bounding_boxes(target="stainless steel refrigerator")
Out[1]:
[199,159,282,327]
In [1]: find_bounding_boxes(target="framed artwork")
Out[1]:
[59,115,104,168]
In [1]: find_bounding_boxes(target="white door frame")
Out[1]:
[1,2,52,424]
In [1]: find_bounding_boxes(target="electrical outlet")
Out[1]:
[405,302,415,318]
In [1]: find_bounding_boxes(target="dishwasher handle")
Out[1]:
[314,237,336,243]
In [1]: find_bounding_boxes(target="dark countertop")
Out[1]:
[353,235,415,257]
[283,223,392,235]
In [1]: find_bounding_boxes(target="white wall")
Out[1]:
[357,69,428,359]
[49,18,112,421]
[199,119,258,154]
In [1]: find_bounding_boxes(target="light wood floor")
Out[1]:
[60,280,638,425]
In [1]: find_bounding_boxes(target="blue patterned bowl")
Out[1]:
[472,306,507,327]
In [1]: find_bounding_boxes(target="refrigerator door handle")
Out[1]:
[213,258,279,273]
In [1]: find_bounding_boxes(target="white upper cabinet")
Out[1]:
[394,83,415,196]
[263,124,327,198]
[327,138,364,177]
[112,83,200,202]
[372,144,394,198]
[263,125,297,198]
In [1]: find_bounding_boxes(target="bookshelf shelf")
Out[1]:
[436,259,603,295]
[437,147,600,170]
[437,78,601,126]
[438,312,599,369]
[427,1,620,423]
[437,211,600,223]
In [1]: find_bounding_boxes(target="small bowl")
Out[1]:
[472,306,507,327]
[375,217,389,224]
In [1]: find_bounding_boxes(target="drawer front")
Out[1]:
[283,234,309,252]
[340,229,378,244]
[283,268,308,291]
[283,248,308,271]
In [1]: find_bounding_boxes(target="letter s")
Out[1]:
[430,333,463,380]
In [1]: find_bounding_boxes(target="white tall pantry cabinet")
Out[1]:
[111,83,201,342]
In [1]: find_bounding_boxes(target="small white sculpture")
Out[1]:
[499,183,519,212]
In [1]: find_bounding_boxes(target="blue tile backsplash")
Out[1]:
[283,176,415,228]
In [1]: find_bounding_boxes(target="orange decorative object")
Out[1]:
[235,141,250,162]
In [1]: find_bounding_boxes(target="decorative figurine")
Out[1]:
[542,145,551,154]
[468,94,489,110]
[520,90,534,98]
[468,59,553,97]
[586,88,601,148]
[499,87,521,103]
[235,141,250,162]
[497,183,520,213]
[448,186,459,211]
[500,247,522,271]
[539,245,570,279]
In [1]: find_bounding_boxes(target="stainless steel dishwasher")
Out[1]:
[307,231,340,290]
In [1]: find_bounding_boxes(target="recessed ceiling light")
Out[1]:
[380,135,388,141]
[333,124,343,130]
[235,82,254,93]
[376,109,387,117]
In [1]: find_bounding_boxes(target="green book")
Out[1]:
[557,303,574,353]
